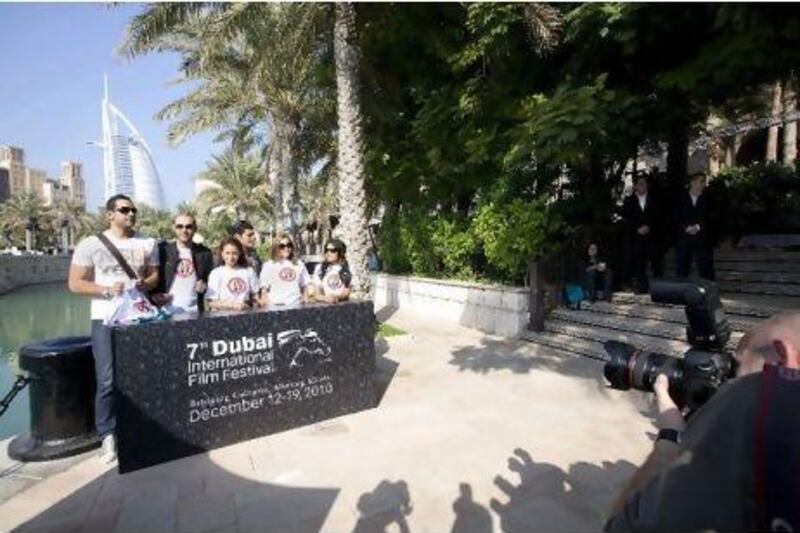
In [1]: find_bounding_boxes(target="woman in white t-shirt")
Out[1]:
[205,238,260,311]
[309,238,352,303]
[259,233,309,306]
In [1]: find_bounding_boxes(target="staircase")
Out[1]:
[523,247,800,361]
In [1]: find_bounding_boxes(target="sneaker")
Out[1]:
[99,434,117,464]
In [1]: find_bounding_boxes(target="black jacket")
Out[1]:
[157,240,214,312]
[621,193,662,240]
[674,191,714,244]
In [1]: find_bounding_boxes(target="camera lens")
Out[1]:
[603,340,683,395]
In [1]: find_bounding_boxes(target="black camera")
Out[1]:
[602,279,738,412]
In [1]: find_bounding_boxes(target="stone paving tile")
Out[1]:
[176,493,236,533]
[114,490,178,533]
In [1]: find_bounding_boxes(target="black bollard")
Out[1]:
[8,336,101,461]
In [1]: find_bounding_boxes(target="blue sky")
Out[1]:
[0,3,221,210]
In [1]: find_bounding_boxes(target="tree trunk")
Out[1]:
[767,81,783,162]
[334,2,371,298]
[267,138,282,234]
[783,79,797,166]
[666,127,689,196]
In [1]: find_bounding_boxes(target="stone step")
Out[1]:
[543,318,693,358]
[714,271,800,284]
[713,261,800,273]
[664,251,800,262]
[578,300,760,333]
[550,307,690,341]
[716,281,800,297]
[611,291,784,319]
[549,308,743,346]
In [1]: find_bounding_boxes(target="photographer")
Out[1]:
[606,311,800,531]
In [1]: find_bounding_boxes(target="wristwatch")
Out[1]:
[656,428,680,444]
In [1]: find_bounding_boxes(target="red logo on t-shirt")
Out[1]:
[326,274,343,290]
[227,277,247,294]
[279,267,297,282]
[176,258,195,278]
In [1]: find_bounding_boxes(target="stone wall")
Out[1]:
[372,274,529,338]
[0,255,70,295]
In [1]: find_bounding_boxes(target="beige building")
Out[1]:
[0,145,26,196]
[0,145,86,207]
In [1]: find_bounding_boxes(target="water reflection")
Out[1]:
[0,283,89,439]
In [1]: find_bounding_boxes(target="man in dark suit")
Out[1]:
[153,213,214,313]
[674,172,715,280]
[622,176,664,293]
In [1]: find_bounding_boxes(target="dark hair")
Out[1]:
[689,172,707,183]
[105,194,133,212]
[231,220,254,236]
[217,237,248,268]
[320,239,351,287]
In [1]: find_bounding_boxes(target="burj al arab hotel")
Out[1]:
[90,77,165,209]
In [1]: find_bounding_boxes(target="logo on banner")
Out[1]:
[227,277,247,294]
[277,329,332,368]
[279,267,297,282]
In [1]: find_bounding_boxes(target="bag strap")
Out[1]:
[753,364,800,530]
[97,232,139,281]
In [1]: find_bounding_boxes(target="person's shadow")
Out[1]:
[451,483,492,533]
[353,480,412,533]
[489,448,636,532]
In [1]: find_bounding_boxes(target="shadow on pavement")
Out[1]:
[353,479,412,533]
[449,336,606,381]
[452,483,492,533]
[489,448,637,532]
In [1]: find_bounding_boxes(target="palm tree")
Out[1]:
[121,3,334,234]
[0,192,51,250]
[195,148,272,223]
[334,3,371,298]
[50,198,95,251]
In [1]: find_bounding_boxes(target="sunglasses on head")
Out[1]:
[278,242,294,249]
[175,224,195,230]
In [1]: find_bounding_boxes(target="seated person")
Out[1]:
[309,238,352,303]
[584,242,613,302]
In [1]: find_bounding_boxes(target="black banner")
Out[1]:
[112,301,376,473]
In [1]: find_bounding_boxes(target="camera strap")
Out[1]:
[753,364,800,531]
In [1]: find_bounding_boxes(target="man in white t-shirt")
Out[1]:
[68,194,159,463]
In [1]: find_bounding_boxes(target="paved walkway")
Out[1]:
[0,310,654,532]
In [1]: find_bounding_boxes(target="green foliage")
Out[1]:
[473,197,558,281]
[709,162,800,238]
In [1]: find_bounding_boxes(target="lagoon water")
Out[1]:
[0,283,89,439]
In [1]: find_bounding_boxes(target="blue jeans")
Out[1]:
[91,320,115,437]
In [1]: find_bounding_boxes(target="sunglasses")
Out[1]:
[325,247,339,253]
[278,242,294,249]
[116,207,138,215]
[175,224,195,230]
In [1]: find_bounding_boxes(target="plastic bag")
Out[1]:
[105,287,172,326]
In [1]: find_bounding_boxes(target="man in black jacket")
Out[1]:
[154,213,214,313]
[622,176,664,293]
[674,172,715,281]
